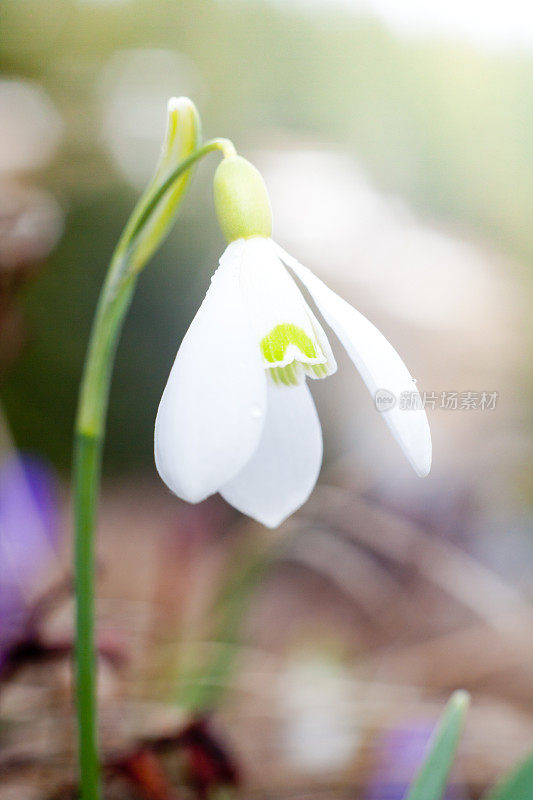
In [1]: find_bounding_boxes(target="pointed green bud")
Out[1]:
[213,155,272,243]
[123,96,201,273]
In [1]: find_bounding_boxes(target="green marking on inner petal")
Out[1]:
[260,323,318,364]
[269,363,302,387]
[311,363,328,379]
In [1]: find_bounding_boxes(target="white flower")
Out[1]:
[155,157,431,528]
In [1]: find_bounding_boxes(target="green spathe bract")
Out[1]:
[121,97,201,275]
[213,155,273,242]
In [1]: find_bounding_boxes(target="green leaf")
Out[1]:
[404,690,470,800]
[483,751,533,800]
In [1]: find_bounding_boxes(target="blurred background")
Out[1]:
[0,0,532,797]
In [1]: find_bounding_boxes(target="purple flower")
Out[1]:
[0,453,59,668]
[364,720,466,800]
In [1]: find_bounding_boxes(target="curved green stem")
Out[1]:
[73,137,233,800]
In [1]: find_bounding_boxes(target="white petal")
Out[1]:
[274,243,432,477]
[220,381,323,528]
[155,241,267,502]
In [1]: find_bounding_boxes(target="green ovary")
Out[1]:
[260,323,327,386]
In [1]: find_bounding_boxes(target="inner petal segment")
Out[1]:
[237,238,337,387]
[260,322,333,386]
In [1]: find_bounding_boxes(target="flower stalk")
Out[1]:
[73,97,233,799]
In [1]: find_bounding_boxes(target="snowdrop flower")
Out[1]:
[155,156,431,527]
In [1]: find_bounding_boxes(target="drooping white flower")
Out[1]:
[155,156,431,527]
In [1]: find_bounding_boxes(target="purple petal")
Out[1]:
[0,453,59,663]
[364,721,466,800]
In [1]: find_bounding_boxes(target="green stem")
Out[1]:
[73,432,103,800]
[73,137,233,799]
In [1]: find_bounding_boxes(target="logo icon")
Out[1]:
[374,388,396,412]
